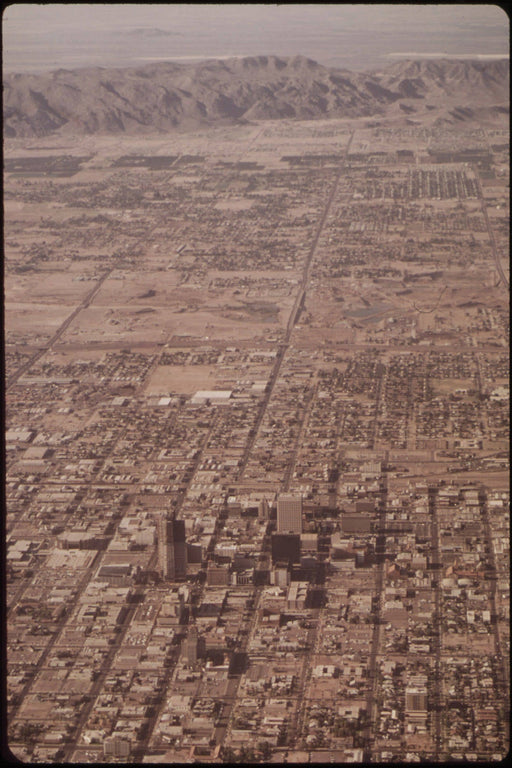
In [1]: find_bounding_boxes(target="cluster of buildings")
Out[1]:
[5,117,509,762]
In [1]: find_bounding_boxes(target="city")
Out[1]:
[4,84,510,762]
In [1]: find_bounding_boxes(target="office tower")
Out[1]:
[271,533,301,565]
[158,515,187,579]
[277,493,303,533]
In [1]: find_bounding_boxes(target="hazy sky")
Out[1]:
[3,3,509,73]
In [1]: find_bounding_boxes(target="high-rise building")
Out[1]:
[271,533,301,565]
[277,493,303,533]
[158,515,187,579]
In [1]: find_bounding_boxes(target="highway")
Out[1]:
[362,470,388,762]
[285,609,321,747]
[114,412,222,758]
[8,553,101,725]
[60,590,144,762]
[478,489,510,695]
[282,380,318,491]
[6,268,112,391]
[217,587,264,748]
[237,133,354,481]
[428,485,442,760]
[472,164,509,290]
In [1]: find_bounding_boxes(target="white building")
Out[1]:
[191,390,232,405]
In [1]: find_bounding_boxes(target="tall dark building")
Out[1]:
[158,515,187,579]
[271,532,301,565]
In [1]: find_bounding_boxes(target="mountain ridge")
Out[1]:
[3,55,509,137]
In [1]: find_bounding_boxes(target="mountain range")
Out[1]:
[3,55,509,138]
